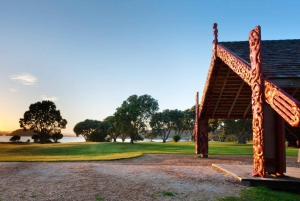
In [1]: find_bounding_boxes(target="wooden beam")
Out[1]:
[243,101,252,118]
[212,67,231,118]
[204,62,224,118]
[228,81,245,117]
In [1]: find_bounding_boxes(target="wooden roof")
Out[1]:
[199,38,300,124]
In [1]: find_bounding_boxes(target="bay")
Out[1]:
[0,136,85,143]
[0,136,189,143]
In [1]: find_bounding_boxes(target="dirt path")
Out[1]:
[0,155,298,201]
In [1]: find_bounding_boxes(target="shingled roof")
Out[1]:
[219,39,300,78]
[199,39,300,120]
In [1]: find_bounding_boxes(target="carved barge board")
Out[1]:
[216,43,300,127]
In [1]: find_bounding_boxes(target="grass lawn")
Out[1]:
[0,141,298,161]
[218,186,300,201]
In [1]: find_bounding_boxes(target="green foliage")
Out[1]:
[51,133,63,143]
[88,121,110,142]
[150,110,171,143]
[19,100,67,144]
[183,106,196,140]
[115,94,159,143]
[225,134,236,142]
[144,131,157,142]
[95,196,105,200]
[73,119,101,141]
[217,186,300,201]
[9,135,21,142]
[32,134,40,142]
[162,191,175,196]
[172,135,181,142]
[223,119,252,144]
[103,115,120,142]
[169,109,185,136]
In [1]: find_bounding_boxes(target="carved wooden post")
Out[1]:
[249,26,265,177]
[212,23,218,60]
[199,119,208,157]
[195,92,200,154]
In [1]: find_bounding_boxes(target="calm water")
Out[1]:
[0,136,85,143]
[0,136,188,143]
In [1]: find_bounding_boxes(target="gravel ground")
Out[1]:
[0,155,298,201]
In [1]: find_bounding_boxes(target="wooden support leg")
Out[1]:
[264,104,286,176]
[198,119,208,158]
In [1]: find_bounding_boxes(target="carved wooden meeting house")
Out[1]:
[195,23,300,178]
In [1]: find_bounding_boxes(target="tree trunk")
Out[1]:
[40,133,47,144]
[113,138,117,142]
[130,138,134,144]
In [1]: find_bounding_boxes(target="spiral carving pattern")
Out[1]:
[265,80,300,127]
[249,26,265,177]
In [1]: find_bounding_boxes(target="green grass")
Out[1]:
[217,186,300,201]
[162,191,175,196]
[0,141,298,161]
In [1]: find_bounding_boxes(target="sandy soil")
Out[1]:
[0,155,299,201]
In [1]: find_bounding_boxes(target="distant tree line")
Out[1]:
[18,96,252,145]
[208,119,252,144]
[73,94,196,143]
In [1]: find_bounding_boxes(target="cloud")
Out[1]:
[10,88,18,92]
[10,73,37,85]
[41,95,59,101]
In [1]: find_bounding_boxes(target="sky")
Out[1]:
[1,0,300,135]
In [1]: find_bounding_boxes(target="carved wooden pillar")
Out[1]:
[212,23,218,60]
[195,92,200,154]
[198,119,208,157]
[249,26,265,177]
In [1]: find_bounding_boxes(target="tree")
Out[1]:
[223,119,252,144]
[208,119,222,141]
[119,133,127,142]
[183,106,196,137]
[9,135,21,142]
[19,100,67,144]
[51,132,63,143]
[32,134,39,142]
[88,121,110,142]
[73,119,101,141]
[144,131,157,142]
[115,94,159,144]
[169,109,185,137]
[103,116,120,142]
[150,110,173,143]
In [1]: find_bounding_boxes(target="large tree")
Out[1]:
[115,94,159,144]
[150,110,172,143]
[169,109,185,137]
[88,121,110,142]
[19,100,67,144]
[183,106,196,135]
[103,115,121,142]
[73,119,101,141]
[223,119,252,143]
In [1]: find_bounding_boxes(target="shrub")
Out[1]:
[225,134,237,142]
[172,135,181,142]
[9,135,21,142]
[51,133,63,143]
